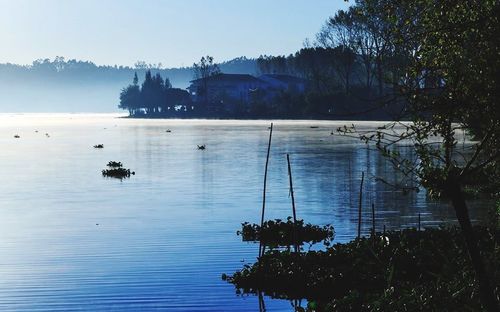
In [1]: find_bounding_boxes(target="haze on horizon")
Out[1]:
[0,0,349,67]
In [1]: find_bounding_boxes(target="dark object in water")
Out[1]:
[94,144,104,148]
[14,134,20,138]
[197,144,206,150]
[238,217,334,248]
[166,129,172,133]
[102,167,134,179]
[102,167,135,179]
[107,161,122,168]
[102,161,135,179]
[310,126,319,129]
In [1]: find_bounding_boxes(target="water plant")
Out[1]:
[93,144,104,148]
[225,227,500,311]
[106,161,123,168]
[102,161,134,179]
[238,217,334,248]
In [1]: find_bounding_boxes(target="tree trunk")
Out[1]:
[446,180,499,312]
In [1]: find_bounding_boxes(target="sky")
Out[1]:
[0,0,349,68]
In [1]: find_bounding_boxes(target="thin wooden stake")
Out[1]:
[357,171,364,239]
[371,203,376,238]
[258,291,266,312]
[418,213,421,231]
[259,123,273,258]
[287,154,299,253]
[348,158,352,208]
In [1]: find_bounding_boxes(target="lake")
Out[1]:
[0,114,488,311]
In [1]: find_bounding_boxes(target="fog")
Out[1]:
[0,57,256,113]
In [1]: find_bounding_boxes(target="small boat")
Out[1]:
[197,144,206,150]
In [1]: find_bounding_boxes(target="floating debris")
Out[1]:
[45,133,50,137]
[14,134,20,138]
[166,129,172,133]
[197,144,206,150]
[238,218,334,248]
[93,144,104,149]
[310,126,319,129]
[102,161,135,179]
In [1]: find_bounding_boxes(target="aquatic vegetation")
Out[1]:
[14,134,20,138]
[102,161,135,179]
[238,218,334,248]
[166,129,172,133]
[93,144,104,148]
[197,144,206,150]
[226,227,500,311]
[106,161,123,168]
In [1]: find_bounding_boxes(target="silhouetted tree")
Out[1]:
[192,56,221,111]
[133,72,138,86]
[342,1,500,310]
[119,74,141,115]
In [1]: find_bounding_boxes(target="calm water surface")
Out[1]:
[0,114,488,311]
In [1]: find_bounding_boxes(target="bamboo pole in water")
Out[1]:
[358,171,365,239]
[287,154,299,253]
[259,123,273,258]
[348,158,352,208]
[371,203,376,238]
[258,291,266,312]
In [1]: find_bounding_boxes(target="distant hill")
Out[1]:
[0,57,257,112]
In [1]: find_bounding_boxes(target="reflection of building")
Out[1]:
[187,73,307,113]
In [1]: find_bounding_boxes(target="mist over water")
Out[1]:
[0,114,488,311]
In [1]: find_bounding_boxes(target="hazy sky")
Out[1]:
[0,0,349,68]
